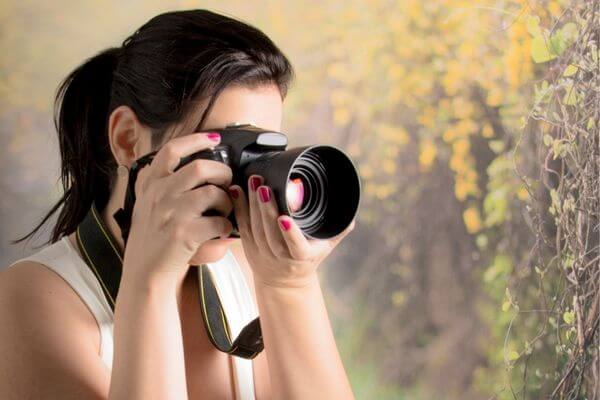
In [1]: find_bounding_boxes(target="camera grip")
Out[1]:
[176,148,240,239]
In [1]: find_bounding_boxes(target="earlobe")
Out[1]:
[108,105,148,166]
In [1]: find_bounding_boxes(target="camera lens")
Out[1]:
[242,144,360,239]
[287,151,329,235]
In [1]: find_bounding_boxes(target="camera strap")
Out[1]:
[75,199,264,359]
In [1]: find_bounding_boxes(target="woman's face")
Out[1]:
[175,82,284,264]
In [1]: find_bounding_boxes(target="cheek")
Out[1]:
[189,239,238,264]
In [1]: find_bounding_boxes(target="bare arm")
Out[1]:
[108,273,188,400]
[232,242,352,399]
[255,274,353,399]
[228,175,356,399]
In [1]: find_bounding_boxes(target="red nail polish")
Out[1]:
[258,187,271,203]
[250,176,262,192]
[279,218,291,231]
[229,187,239,199]
[207,133,221,141]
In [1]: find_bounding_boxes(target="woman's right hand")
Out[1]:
[121,132,234,285]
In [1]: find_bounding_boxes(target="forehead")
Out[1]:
[157,83,284,147]
[199,83,284,132]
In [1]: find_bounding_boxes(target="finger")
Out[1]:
[248,175,269,253]
[159,158,233,194]
[228,184,253,244]
[276,216,316,260]
[169,184,233,219]
[149,132,221,180]
[134,163,154,199]
[184,216,233,244]
[257,185,291,259]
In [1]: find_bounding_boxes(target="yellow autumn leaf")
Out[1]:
[392,291,406,306]
[379,124,410,146]
[333,107,351,126]
[481,124,494,138]
[463,206,482,233]
[419,139,438,171]
[382,159,397,174]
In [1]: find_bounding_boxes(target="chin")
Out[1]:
[189,237,238,265]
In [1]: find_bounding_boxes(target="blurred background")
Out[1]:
[1,1,597,399]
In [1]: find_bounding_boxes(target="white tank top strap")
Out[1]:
[7,236,114,368]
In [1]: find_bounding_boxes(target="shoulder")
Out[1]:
[0,261,107,399]
[0,260,99,334]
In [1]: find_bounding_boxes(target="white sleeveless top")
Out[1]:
[7,236,259,400]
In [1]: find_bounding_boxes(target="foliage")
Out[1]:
[509,1,598,398]
[311,0,598,398]
[0,1,597,399]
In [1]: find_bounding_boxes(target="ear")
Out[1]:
[107,105,152,167]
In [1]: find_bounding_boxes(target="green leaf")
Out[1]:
[489,140,505,153]
[549,33,567,56]
[476,234,488,249]
[563,311,575,325]
[531,35,557,63]
[549,23,578,57]
[525,341,533,355]
[553,139,566,159]
[484,254,512,283]
[563,64,578,77]
[563,88,579,105]
[550,189,560,212]
[535,266,545,276]
[508,350,520,361]
[526,15,541,36]
[564,254,575,269]
[560,22,578,41]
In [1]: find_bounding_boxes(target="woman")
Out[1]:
[0,9,355,400]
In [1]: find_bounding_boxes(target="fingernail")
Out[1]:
[279,218,291,231]
[258,186,271,203]
[250,176,262,192]
[229,187,239,199]
[207,133,221,141]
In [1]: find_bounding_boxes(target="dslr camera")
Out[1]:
[115,124,361,242]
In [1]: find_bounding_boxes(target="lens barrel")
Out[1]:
[243,145,360,239]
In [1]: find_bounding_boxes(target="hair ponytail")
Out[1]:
[12,47,121,246]
[12,9,293,248]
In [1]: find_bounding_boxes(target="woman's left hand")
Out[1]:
[228,175,355,289]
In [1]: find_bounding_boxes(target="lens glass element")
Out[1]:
[286,177,305,213]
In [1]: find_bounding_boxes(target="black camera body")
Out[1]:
[175,123,290,191]
[114,124,360,244]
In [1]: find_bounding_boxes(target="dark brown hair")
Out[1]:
[13,9,294,246]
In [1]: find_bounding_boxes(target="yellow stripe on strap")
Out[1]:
[91,204,123,263]
[199,265,221,347]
